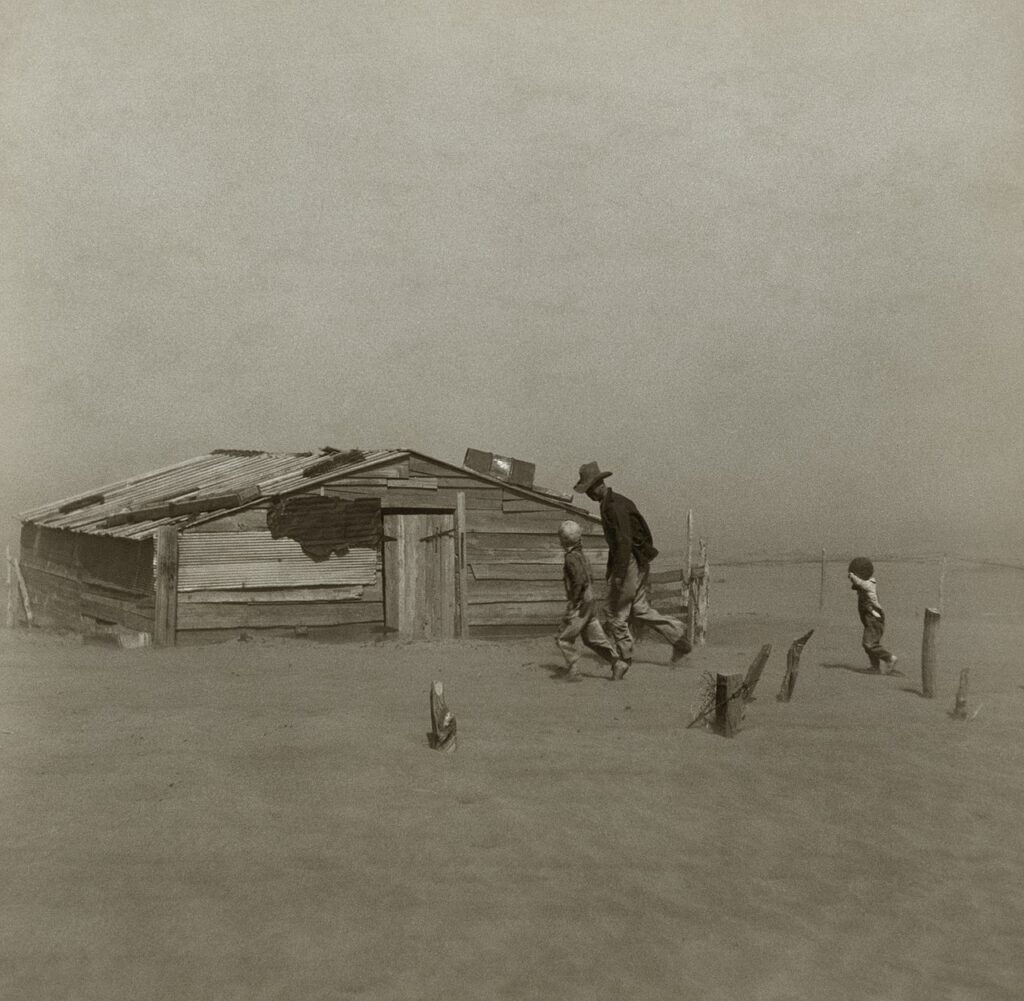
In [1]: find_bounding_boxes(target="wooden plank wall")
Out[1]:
[17,526,155,633]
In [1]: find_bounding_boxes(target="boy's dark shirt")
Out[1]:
[562,543,592,608]
[598,488,659,580]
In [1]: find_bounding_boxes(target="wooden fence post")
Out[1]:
[683,509,693,613]
[687,539,709,646]
[715,673,743,737]
[742,643,773,702]
[776,629,814,702]
[428,680,457,751]
[921,607,940,698]
[454,492,468,639]
[154,526,178,647]
[819,548,826,613]
[12,557,33,627]
[5,546,13,628]
[952,667,968,720]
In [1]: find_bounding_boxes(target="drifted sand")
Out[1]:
[1,603,1022,1000]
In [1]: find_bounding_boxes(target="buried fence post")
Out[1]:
[428,680,457,751]
[952,668,969,720]
[5,546,12,628]
[687,539,709,646]
[776,629,815,703]
[921,607,940,699]
[743,643,773,702]
[715,673,744,737]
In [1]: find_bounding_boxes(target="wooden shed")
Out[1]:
[14,447,683,645]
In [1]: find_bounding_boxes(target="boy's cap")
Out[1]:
[848,557,874,578]
[558,520,582,543]
[574,462,612,494]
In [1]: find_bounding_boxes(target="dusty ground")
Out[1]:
[2,566,1023,1000]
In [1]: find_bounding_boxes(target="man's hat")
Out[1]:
[573,461,612,494]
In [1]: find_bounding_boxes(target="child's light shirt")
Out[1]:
[850,574,883,619]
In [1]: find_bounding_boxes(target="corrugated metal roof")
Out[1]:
[19,446,594,538]
[19,449,404,539]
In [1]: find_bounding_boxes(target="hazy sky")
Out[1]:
[2,1,1022,559]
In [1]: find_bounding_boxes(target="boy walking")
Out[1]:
[555,520,627,681]
[848,557,898,673]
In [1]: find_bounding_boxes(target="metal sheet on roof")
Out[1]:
[18,449,404,537]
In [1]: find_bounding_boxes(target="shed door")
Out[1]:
[382,511,456,639]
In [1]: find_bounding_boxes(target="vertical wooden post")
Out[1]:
[154,526,179,647]
[12,558,33,627]
[428,680,457,751]
[952,668,969,720]
[819,548,827,613]
[5,546,13,628]
[453,492,468,639]
[683,509,693,603]
[938,556,948,614]
[715,673,743,737]
[921,607,940,698]
[687,539,709,646]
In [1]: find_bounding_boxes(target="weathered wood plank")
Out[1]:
[468,600,567,625]
[467,532,606,554]
[154,526,178,646]
[466,511,603,535]
[178,585,371,604]
[177,600,385,630]
[501,498,554,514]
[81,593,155,632]
[386,477,437,490]
[470,562,562,581]
[467,579,608,603]
[454,493,468,639]
[187,508,272,533]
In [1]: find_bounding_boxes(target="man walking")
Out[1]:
[574,462,691,677]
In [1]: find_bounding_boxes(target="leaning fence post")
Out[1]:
[777,629,814,702]
[742,643,773,702]
[921,608,940,698]
[428,680,457,751]
[951,668,968,720]
[5,546,13,628]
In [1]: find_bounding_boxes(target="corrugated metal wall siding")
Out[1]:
[177,532,379,590]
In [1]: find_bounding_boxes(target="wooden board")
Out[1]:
[176,622,385,644]
[178,584,373,604]
[468,600,567,626]
[81,592,155,632]
[467,511,603,535]
[177,600,385,630]
[467,579,595,603]
[188,508,272,533]
[382,512,456,639]
[386,477,437,490]
[502,498,555,513]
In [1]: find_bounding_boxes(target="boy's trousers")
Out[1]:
[604,556,687,663]
[862,614,893,669]
[556,598,619,669]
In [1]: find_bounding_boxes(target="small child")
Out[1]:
[848,557,898,673]
[556,520,627,680]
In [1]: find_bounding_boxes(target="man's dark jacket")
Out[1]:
[599,488,659,580]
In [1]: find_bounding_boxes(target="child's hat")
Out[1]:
[848,557,874,578]
[558,520,582,543]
